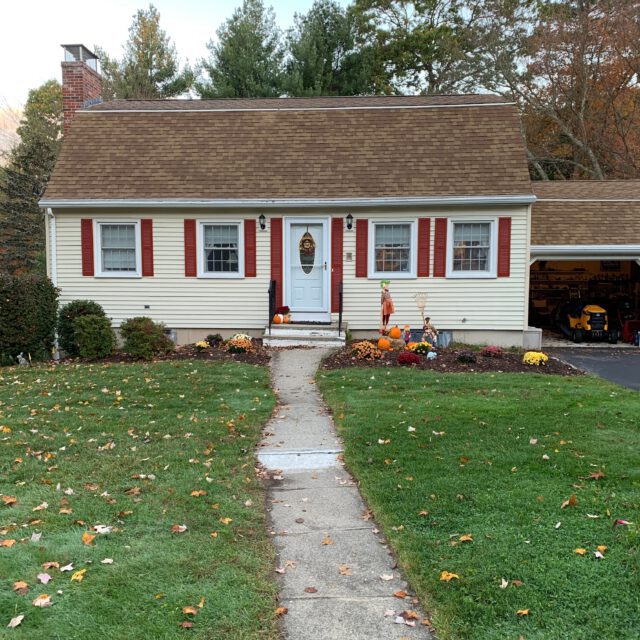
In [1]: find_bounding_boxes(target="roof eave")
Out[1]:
[40,195,536,209]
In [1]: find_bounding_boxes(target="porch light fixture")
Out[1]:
[346,213,353,230]
[259,214,266,230]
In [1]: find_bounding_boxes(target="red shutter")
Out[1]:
[244,219,257,277]
[270,218,283,308]
[433,218,448,277]
[355,219,368,278]
[417,218,431,277]
[184,219,197,277]
[497,217,512,277]
[80,219,94,276]
[331,218,344,312]
[141,219,154,276]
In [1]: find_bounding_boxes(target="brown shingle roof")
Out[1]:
[532,181,640,245]
[44,96,532,202]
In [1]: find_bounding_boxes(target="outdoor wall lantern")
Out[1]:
[259,214,266,231]
[346,213,353,230]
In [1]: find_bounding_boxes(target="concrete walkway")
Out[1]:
[258,348,433,639]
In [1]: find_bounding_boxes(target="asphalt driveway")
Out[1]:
[549,348,640,390]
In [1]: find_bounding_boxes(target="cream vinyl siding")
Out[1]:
[53,205,529,332]
[341,206,530,331]
[54,210,270,329]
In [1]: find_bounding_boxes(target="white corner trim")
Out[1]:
[39,195,536,209]
[531,244,640,258]
[47,208,57,286]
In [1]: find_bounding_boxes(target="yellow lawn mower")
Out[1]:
[556,301,619,344]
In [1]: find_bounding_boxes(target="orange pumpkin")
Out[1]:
[378,337,391,351]
[283,315,291,324]
[273,314,283,324]
[407,342,417,349]
[389,326,402,339]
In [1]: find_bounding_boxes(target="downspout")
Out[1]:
[47,208,60,360]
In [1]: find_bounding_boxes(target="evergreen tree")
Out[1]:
[197,0,284,98]
[97,4,192,99]
[0,80,62,274]
[286,0,378,96]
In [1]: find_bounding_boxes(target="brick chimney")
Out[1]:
[61,44,102,135]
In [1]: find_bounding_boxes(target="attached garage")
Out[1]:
[530,181,640,344]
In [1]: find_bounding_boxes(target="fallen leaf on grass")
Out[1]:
[516,609,529,617]
[37,573,51,585]
[321,535,334,545]
[13,581,29,594]
[171,524,187,534]
[2,496,17,506]
[439,571,459,582]
[511,580,524,587]
[7,615,24,629]
[71,569,86,582]
[32,594,52,607]
[574,548,587,556]
[210,532,218,539]
[459,534,473,543]
[101,558,114,564]
[219,517,232,525]
[190,490,206,497]
[1,539,16,547]
[338,564,352,576]
[32,502,48,512]
[500,578,509,589]
[82,532,95,546]
[179,621,193,629]
[197,597,205,609]
[596,545,608,553]
[561,494,577,509]
[42,561,59,570]
[275,607,288,616]
[60,563,73,572]
[182,606,199,616]
[589,470,605,480]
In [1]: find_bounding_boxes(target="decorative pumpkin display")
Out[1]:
[378,337,391,351]
[273,314,283,324]
[389,325,402,339]
[283,315,291,324]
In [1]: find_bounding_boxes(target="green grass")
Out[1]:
[0,361,277,639]
[318,369,640,640]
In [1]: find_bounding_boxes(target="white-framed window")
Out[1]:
[447,219,497,278]
[369,221,417,279]
[94,220,141,277]
[197,221,244,278]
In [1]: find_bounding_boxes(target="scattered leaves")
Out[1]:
[338,564,352,576]
[171,524,187,534]
[561,494,577,509]
[7,615,24,629]
[71,569,87,582]
[32,594,52,607]
[440,571,460,582]
[516,609,529,617]
[321,535,334,545]
[82,532,96,546]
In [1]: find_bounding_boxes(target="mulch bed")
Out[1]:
[321,343,580,376]
[57,341,271,367]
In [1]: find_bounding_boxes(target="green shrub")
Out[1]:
[58,300,107,356]
[0,273,58,365]
[73,315,115,359]
[120,316,175,360]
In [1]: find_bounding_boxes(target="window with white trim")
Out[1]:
[370,222,416,278]
[96,221,141,276]
[448,220,496,277]
[198,222,244,277]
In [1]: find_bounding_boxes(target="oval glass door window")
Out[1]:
[299,230,316,274]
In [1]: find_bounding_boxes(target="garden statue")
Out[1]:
[16,352,29,366]
[380,281,395,334]
[414,292,439,347]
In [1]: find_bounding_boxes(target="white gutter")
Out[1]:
[39,195,536,209]
[47,208,58,286]
[531,244,640,260]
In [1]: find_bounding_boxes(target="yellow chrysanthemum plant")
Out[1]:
[522,351,549,366]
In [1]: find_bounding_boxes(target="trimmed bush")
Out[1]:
[397,351,421,366]
[206,334,223,347]
[58,300,107,356]
[120,316,175,360]
[481,345,504,358]
[73,315,115,359]
[0,273,58,365]
[457,350,477,364]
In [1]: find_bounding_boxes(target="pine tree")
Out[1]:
[197,0,284,98]
[97,4,192,100]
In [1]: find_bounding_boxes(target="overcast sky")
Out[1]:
[1,0,346,109]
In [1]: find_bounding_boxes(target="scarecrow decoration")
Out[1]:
[414,292,439,346]
[380,280,395,334]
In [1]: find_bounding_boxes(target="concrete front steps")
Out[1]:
[262,322,347,347]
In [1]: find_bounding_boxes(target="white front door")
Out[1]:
[285,219,330,321]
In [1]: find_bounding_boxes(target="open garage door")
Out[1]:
[529,257,640,345]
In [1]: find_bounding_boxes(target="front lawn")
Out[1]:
[0,361,277,639]
[318,369,640,640]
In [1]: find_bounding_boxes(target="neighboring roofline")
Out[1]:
[81,102,516,114]
[534,198,640,203]
[40,195,536,209]
[531,244,640,259]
